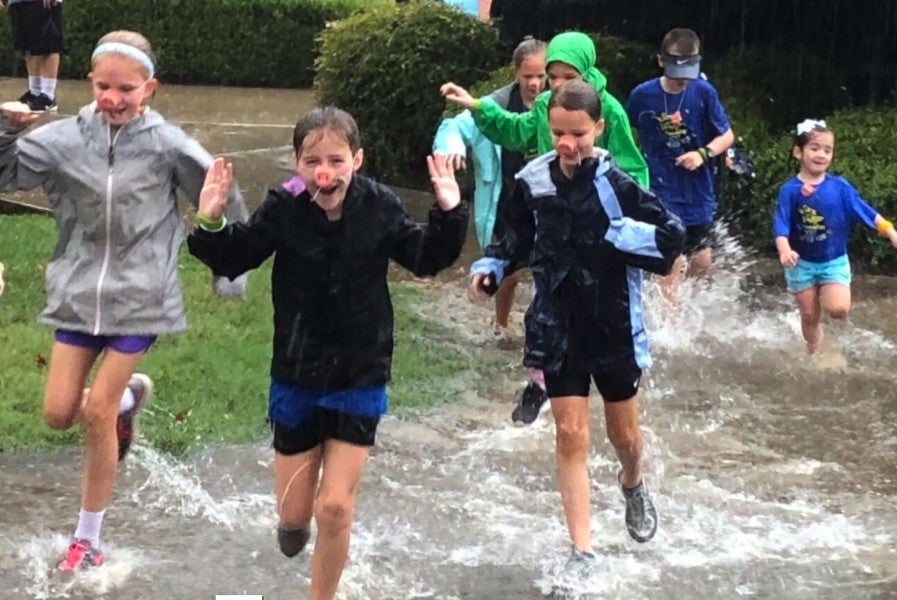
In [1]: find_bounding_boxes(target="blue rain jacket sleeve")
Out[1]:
[469,180,534,290]
[597,167,685,275]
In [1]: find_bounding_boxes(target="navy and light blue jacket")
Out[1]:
[471,151,684,373]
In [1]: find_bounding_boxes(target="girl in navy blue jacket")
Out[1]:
[470,79,683,579]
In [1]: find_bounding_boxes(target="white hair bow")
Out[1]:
[796,119,827,136]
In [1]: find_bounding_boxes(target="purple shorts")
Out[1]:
[55,330,156,355]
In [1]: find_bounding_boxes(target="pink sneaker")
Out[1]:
[116,373,154,461]
[57,539,105,571]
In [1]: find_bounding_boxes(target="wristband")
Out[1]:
[472,98,482,111]
[696,147,708,161]
[197,212,226,232]
[876,218,894,236]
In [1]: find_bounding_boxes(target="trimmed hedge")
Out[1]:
[315,0,502,188]
[0,0,389,88]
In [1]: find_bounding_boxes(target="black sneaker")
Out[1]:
[17,90,37,108]
[620,474,658,543]
[511,381,548,425]
[277,525,310,557]
[29,93,57,113]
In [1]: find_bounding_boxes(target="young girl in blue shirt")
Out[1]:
[773,119,897,354]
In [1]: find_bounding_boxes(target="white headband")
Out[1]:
[91,42,155,78]
[796,118,827,136]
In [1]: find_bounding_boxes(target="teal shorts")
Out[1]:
[784,254,851,293]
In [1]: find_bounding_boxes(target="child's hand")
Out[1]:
[427,154,460,210]
[198,157,233,221]
[889,228,897,249]
[468,273,492,303]
[675,151,705,171]
[436,151,466,171]
[1,101,39,128]
[779,249,799,268]
[440,83,476,110]
[0,261,5,297]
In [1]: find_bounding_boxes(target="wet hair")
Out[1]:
[547,79,602,121]
[93,30,157,77]
[794,120,834,150]
[292,106,361,156]
[661,28,700,55]
[512,36,547,70]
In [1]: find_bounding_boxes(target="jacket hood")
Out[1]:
[546,32,607,92]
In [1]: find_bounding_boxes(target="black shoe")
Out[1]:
[17,90,37,108]
[511,381,548,425]
[621,475,658,543]
[277,525,310,557]
[29,93,57,113]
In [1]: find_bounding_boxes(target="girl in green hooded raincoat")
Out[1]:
[441,31,649,187]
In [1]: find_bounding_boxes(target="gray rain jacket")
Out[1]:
[0,104,249,335]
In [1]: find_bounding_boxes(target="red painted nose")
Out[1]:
[315,171,334,188]
[99,97,117,111]
[557,140,576,156]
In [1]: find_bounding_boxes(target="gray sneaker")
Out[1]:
[277,525,310,557]
[562,547,599,579]
[621,476,658,543]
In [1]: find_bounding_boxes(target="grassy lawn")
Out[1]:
[0,214,477,455]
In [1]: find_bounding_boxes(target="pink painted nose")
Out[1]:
[98,96,117,111]
[315,170,334,188]
[557,140,576,156]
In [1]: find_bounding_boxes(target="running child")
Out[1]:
[188,106,467,600]
[0,30,249,571]
[469,80,684,576]
[774,119,897,354]
[443,31,650,424]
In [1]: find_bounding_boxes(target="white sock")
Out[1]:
[119,387,135,414]
[28,76,40,96]
[73,508,105,548]
[40,78,57,99]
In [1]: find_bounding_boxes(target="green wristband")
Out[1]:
[697,147,709,161]
[197,212,225,231]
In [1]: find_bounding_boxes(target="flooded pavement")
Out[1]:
[1,78,896,598]
[2,231,896,599]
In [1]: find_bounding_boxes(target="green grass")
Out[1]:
[0,214,477,455]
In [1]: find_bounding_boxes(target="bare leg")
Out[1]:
[43,342,99,430]
[24,53,41,78]
[493,270,522,329]
[37,53,60,80]
[819,283,851,321]
[658,255,686,308]
[793,286,823,354]
[309,440,371,600]
[275,446,323,530]
[686,247,713,280]
[79,349,145,511]
[604,395,644,488]
[550,396,592,552]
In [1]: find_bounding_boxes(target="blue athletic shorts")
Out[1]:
[784,254,851,293]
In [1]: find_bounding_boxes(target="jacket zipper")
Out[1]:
[93,125,122,335]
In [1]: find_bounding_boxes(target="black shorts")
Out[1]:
[683,223,715,255]
[271,408,380,456]
[9,1,64,55]
[544,358,642,402]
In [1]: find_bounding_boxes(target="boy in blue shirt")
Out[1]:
[626,28,734,299]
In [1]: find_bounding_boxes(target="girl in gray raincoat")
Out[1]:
[0,30,247,571]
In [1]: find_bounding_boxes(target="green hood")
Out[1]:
[545,31,607,92]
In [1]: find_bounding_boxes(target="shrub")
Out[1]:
[589,33,656,101]
[0,0,387,88]
[314,0,502,188]
[706,45,851,132]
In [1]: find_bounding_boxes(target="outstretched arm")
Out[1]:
[388,154,468,276]
[441,82,540,154]
[0,103,48,193]
[187,158,278,280]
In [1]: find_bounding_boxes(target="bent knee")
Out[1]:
[827,306,850,320]
[607,426,642,454]
[555,422,590,458]
[314,497,354,531]
[43,406,76,430]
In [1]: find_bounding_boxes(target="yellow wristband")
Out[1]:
[197,212,225,231]
[876,218,894,236]
[472,98,482,111]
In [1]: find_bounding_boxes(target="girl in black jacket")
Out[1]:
[470,80,684,582]
[188,106,467,600]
